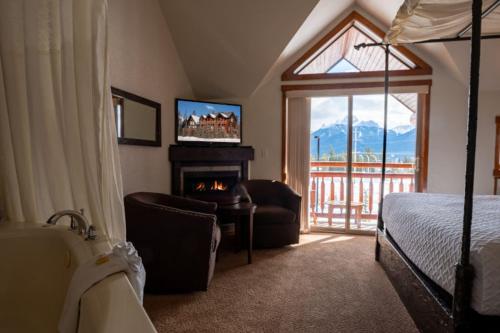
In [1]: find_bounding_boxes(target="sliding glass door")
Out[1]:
[309,93,418,233]
[310,97,349,230]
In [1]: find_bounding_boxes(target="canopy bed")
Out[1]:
[354,1,500,332]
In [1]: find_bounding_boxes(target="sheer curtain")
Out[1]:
[387,0,500,43]
[0,0,126,241]
[286,97,311,232]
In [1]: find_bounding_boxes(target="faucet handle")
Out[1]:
[86,225,97,240]
[69,216,78,230]
[69,209,84,231]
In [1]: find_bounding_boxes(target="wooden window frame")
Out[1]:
[281,11,432,81]
[281,79,432,192]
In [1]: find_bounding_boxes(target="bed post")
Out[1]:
[452,0,482,331]
[375,45,390,261]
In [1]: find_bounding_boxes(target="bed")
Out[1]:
[353,1,500,331]
[382,193,500,316]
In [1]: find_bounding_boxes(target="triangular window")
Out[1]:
[327,59,359,73]
[282,12,431,80]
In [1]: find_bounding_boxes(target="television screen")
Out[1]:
[176,99,242,144]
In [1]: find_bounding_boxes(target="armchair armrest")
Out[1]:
[238,180,302,225]
[281,189,301,226]
[232,183,252,203]
[126,192,217,214]
[160,195,217,214]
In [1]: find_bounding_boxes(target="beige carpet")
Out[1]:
[144,234,418,333]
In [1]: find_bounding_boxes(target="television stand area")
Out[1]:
[168,145,254,203]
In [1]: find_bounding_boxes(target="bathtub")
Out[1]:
[0,221,157,333]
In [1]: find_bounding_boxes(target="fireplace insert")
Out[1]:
[183,170,241,204]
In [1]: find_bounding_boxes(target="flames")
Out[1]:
[194,180,228,192]
[195,182,206,191]
[211,180,227,191]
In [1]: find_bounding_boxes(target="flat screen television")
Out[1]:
[175,98,242,145]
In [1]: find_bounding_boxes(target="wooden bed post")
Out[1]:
[452,0,482,331]
[375,45,390,261]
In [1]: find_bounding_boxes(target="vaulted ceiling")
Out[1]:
[158,0,319,98]
[159,0,500,98]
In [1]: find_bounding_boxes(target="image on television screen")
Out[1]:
[177,99,241,143]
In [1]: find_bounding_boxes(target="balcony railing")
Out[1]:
[309,161,415,225]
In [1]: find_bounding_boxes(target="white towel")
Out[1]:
[58,242,145,333]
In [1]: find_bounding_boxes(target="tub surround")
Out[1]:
[0,222,156,333]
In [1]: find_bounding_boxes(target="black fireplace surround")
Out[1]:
[169,145,254,203]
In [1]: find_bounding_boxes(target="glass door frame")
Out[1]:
[281,79,432,234]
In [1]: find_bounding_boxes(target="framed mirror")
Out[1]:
[111,87,161,147]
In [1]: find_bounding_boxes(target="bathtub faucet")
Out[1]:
[46,210,97,240]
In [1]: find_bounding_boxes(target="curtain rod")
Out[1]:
[457,0,500,37]
[354,34,500,50]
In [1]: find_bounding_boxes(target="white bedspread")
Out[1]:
[382,193,500,315]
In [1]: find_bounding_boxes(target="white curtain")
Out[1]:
[387,0,500,43]
[286,97,311,232]
[0,0,126,241]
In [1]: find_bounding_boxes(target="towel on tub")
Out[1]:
[58,242,146,333]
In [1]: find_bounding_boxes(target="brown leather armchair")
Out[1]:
[124,192,221,293]
[236,180,301,248]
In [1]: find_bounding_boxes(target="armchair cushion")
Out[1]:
[236,180,301,248]
[254,205,296,226]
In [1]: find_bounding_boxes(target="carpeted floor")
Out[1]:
[144,234,419,333]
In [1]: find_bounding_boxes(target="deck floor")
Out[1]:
[310,217,377,233]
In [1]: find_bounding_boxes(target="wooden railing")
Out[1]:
[309,161,415,223]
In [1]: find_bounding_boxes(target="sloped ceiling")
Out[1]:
[158,0,319,98]
[160,0,500,98]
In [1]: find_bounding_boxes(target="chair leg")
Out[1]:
[328,205,333,226]
[356,208,361,228]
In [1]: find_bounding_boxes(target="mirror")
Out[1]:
[111,87,161,147]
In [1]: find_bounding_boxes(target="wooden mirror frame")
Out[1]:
[111,87,161,147]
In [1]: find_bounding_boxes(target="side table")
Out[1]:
[217,202,257,264]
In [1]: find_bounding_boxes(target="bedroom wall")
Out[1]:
[475,91,500,194]
[240,8,499,195]
[109,0,193,195]
[427,79,500,195]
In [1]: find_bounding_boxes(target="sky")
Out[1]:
[310,94,416,132]
[310,58,416,133]
[328,59,359,73]
[177,100,241,119]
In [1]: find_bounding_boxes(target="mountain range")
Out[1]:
[310,117,416,161]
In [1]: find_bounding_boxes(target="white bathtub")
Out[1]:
[0,222,157,333]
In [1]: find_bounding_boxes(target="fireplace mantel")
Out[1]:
[169,145,254,196]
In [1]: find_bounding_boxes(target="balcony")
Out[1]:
[309,161,415,232]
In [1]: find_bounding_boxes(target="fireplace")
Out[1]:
[169,145,254,204]
[182,168,241,202]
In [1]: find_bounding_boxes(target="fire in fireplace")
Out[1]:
[194,180,229,192]
[183,170,240,197]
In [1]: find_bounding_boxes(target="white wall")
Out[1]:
[109,0,193,195]
[401,71,499,195]
[426,67,468,194]
[475,91,500,194]
[242,76,283,180]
